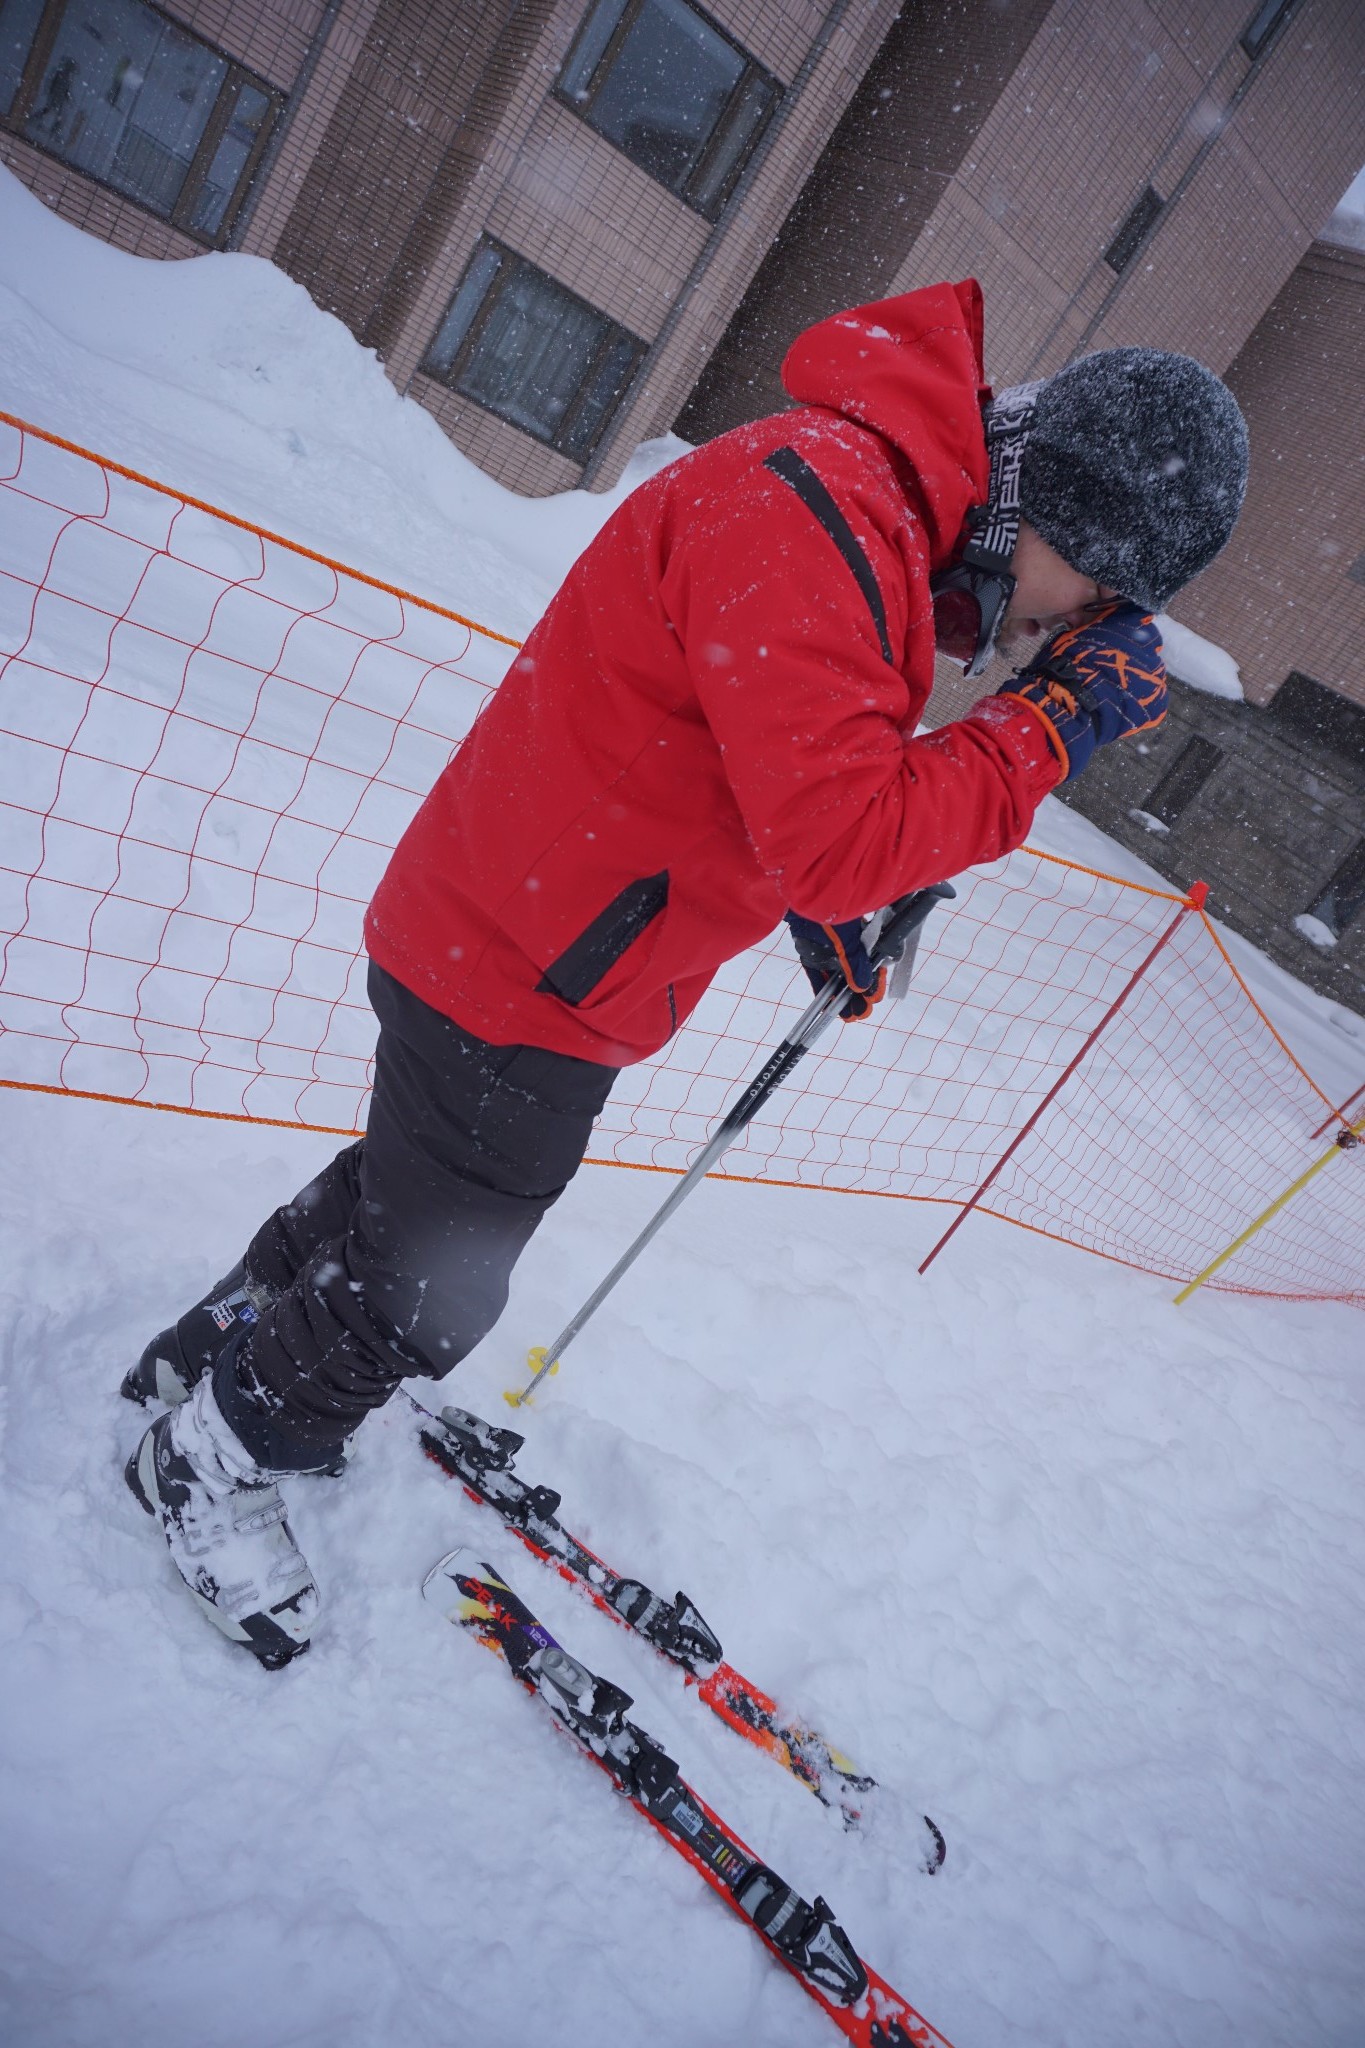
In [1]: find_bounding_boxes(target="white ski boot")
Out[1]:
[126,1376,319,1668]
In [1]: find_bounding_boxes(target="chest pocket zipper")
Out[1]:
[537,872,670,1006]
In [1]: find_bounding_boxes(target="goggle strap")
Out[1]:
[972,381,1041,569]
[936,383,1040,676]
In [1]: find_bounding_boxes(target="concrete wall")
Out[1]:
[905,0,1365,384]
[678,0,1056,439]
[1172,239,1365,713]
[683,0,1365,422]
[1050,672,1365,1015]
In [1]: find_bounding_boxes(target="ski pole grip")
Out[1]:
[871,881,956,966]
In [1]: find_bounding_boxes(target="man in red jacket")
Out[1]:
[123,280,1248,1665]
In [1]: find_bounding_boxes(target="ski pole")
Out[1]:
[505,882,955,1406]
[1173,1106,1364,1306]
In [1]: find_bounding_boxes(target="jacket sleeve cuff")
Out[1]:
[965,692,1069,796]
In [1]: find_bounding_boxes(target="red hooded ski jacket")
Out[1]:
[365,279,1062,1066]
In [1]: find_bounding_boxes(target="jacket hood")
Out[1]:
[780,281,991,561]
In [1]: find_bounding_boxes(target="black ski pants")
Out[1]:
[212,961,617,1472]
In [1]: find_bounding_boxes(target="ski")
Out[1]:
[423,1549,955,2048]
[412,1396,942,1866]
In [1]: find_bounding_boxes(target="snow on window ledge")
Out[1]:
[1155,616,1244,701]
[1293,913,1339,951]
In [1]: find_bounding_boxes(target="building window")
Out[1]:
[0,0,46,115]
[1241,0,1296,60]
[557,0,780,221]
[1270,670,1365,769]
[1138,735,1223,826]
[1105,185,1165,274]
[0,0,280,246]
[1304,839,1365,939]
[422,240,646,463]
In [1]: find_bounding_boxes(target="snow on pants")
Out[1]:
[212,960,618,1473]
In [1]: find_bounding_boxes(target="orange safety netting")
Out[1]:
[1,412,1361,1307]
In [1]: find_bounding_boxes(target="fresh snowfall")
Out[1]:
[2,166,1364,2048]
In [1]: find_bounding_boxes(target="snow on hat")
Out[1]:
[1018,347,1249,611]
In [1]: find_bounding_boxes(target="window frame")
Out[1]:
[1271,670,1365,769]
[553,0,781,222]
[1,0,282,249]
[1240,0,1296,61]
[1138,734,1223,826]
[1105,184,1166,275]
[1305,837,1365,940]
[421,237,647,464]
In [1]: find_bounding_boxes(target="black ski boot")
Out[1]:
[121,1262,266,1408]
[126,1376,319,1668]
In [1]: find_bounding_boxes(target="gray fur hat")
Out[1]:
[1018,347,1249,611]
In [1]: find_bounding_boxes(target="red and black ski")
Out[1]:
[410,1395,942,1868]
[423,1549,956,2048]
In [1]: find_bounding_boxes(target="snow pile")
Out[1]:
[1128,806,1170,835]
[0,165,685,636]
[1156,613,1243,700]
[1293,912,1338,951]
[3,171,1365,2048]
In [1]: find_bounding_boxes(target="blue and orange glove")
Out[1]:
[996,600,1167,782]
[784,913,887,1021]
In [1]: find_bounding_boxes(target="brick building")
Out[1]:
[1,0,1362,1004]
[0,0,906,493]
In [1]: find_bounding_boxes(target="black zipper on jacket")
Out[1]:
[537,872,670,1007]
[763,446,895,665]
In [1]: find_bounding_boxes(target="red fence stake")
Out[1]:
[1311,1078,1365,1142]
[917,882,1209,1276]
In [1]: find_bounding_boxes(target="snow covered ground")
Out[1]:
[3,168,1365,2048]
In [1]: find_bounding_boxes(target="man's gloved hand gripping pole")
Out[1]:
[507,881,954,1405]
[782,607,1165,1021]
[784,912,888,1021]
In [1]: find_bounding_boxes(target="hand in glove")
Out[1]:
[996,600,1166,782]
[784,913,887,1022]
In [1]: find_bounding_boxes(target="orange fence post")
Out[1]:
[917,882,1209,1276]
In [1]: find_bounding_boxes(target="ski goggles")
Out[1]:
[930,557,1016,680]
